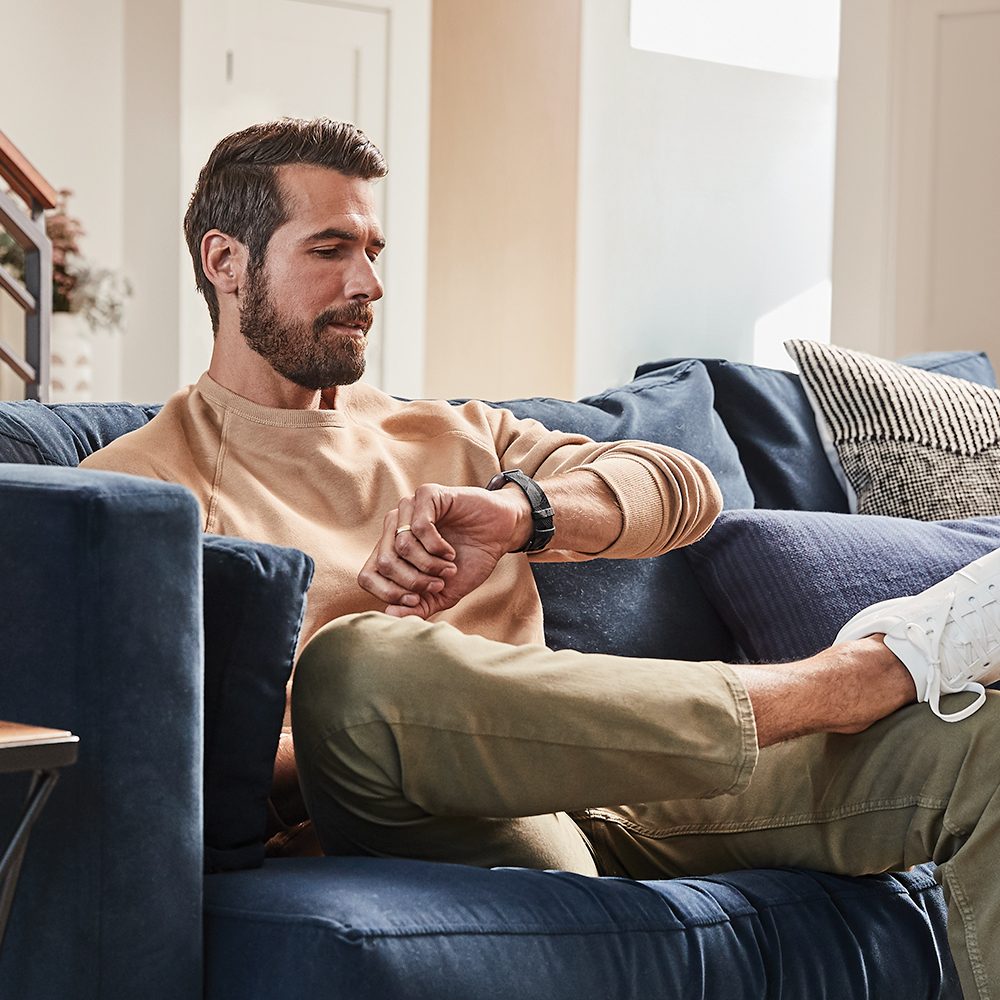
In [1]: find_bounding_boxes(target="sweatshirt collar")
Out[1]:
[196,372,347,427]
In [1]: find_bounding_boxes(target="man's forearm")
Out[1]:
[501,469,623,555]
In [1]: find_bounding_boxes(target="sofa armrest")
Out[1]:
[0,465,203,1000]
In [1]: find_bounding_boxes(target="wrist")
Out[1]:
[486,469,555,552]
[497,483,535,552]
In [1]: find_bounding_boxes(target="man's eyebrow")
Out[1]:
[302,227,386,248]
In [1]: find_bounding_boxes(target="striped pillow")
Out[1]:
[785,339,1000,521]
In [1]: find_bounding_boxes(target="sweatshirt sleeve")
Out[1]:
[485,407,723,561]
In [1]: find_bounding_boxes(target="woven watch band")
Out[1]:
[485,468,556,553]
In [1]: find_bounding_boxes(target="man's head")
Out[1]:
[184,118,387,333]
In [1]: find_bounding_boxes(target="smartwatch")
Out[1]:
[486,468,555,553]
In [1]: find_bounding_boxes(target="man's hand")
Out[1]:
[357,483,533,618]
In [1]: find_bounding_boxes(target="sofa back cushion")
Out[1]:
[0,400,161,465]
[491,360,750,661]
[2,364,751,665]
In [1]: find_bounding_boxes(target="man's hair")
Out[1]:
[183,118,387,332]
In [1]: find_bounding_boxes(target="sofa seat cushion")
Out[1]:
[686,508,1000,663]
[204,857,959,999]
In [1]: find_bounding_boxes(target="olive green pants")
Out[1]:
[292,612,1000,1000]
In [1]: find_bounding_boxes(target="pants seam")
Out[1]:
[581,795,949,839]
[946,870,991,1000]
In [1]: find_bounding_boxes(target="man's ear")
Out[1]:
[201,230,248,296]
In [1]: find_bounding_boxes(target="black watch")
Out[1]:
[486,469,555,553]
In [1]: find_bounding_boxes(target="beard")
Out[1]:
[239,266,372,390]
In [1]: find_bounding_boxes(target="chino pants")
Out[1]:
[292,612,1000,1000]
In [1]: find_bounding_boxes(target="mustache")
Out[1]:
[313,301,374,338]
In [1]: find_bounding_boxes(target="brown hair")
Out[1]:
[183,118,387,332]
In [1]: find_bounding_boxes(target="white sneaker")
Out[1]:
[836,548,1000,722]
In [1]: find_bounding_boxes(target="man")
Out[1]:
[83,118,1000,999]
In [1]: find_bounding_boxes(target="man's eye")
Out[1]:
[314,247,340,257]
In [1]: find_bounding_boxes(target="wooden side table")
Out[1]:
[0,722,79,955]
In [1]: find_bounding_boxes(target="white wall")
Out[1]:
[831,0,1000,363]
[122,0,183,404]
[0,0,126,401]
[574,0,838,396]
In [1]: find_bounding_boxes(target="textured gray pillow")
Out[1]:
[785,339,1000,521]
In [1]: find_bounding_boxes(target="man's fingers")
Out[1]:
[392,524,456,577]
[383,601,431,619]
[358,554,445,604]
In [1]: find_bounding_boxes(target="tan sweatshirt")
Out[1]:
[82,373,722,647]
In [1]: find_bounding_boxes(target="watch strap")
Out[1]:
[485,469,555,552]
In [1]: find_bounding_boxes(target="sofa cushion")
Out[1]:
[490,359,753,509]
[490,360,749,661]
[202,535,314,873]
[0,400,160,465]
[204,857,958,1000]
[637,351,998,515]
[685,508,1000,663]
[786,339,1000,521]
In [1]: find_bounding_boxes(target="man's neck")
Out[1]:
[207,331,337,410]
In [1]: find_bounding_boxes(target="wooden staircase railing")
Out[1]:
[0,128,57,402]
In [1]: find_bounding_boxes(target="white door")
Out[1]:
[233,0,389,385]
[183,0,391,386]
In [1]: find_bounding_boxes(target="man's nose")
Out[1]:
[346,255,384,302]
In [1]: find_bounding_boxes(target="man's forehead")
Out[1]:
[276,164,382,234]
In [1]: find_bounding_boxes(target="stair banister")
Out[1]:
[0,129,57,402]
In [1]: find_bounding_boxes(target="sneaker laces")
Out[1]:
[898,589,988,722]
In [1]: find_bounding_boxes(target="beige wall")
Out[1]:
[425,0,581,401]
[121,0,183,403]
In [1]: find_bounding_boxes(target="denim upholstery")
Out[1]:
[0,466,203,1000]
[205,860,959,999]
[0,359,975,999]
[202,536,314,872]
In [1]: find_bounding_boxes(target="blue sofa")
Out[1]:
[4,351,996,1000]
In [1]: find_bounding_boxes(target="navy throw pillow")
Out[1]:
[489,360,749,661]
[202,535,314,873]
[685,509,1000,663]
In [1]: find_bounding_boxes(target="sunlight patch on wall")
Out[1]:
[753,280,832,371]
[630,0,841,79]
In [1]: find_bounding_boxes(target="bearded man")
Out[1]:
[82,118,1000,1000]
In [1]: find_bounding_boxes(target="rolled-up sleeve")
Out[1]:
[485,408,723,561]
